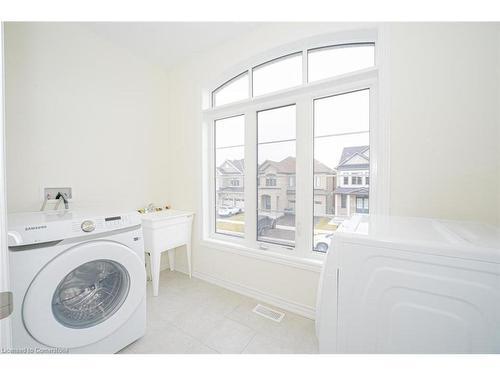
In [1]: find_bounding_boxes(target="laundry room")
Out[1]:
[0,2,499,373]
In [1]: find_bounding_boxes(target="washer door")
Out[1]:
[23,240,146,349]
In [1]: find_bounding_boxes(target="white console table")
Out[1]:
[141,210,194,296]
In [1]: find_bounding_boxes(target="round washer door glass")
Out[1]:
[52,259,130,329]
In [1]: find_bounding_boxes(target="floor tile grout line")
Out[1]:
[165,303,257,354]
[239,331,258,354]
[157,316,220,353]
[224,313,318,353]
[164,310,227,354]
[225,315,259,333]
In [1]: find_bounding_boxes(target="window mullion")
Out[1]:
[302,50,308,84]
[205,117,215,238]
[248,68,253,98]
[294,97,314,258]
[244,109,257,247]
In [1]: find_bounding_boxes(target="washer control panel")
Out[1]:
[8,210,142,247]
[104,215,131,229]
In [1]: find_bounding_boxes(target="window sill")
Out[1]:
[200,238,324,273]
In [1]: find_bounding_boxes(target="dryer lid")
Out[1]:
[336,214,500,262]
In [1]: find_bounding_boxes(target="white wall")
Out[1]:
[164,22,500,317]
[4,23,170,213]
[389,23,500,225]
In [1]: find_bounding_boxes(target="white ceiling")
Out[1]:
[81,22,262,70]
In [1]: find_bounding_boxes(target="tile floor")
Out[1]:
[119,270,318,354]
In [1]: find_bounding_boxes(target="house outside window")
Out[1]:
[334,145,370,218]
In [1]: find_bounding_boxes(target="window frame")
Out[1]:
[202,27,390,265]
[212,71,250,108]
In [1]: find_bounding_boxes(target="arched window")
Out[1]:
[210,43,375,109]
[204,29,388,260]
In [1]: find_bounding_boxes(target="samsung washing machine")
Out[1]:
[7,210,146,354]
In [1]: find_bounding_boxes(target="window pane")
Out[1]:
[215,115,245,148]
[313,91,370,253]
[257,105,296,247]
[253,54,302,97]
[314,89,369,137]
[213,72,249,107]
[257,104,296,143]
[215,115,245,237]
[308,44,374,82]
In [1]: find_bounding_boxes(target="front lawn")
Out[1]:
[230,212,245,222]
[314,217,338,231]
[216,220,244,234]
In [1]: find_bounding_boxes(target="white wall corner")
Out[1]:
[375,23,391,216]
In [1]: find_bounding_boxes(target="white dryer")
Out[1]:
[316,214,500,353]
[8,210,146,353]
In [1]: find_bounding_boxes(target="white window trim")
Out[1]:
[201,26,390,266]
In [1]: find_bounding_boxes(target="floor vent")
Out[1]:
[252,304,285,323]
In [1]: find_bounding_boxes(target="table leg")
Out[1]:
[186,242,192,278]
[151,251,162,297]
[167,249,175,272]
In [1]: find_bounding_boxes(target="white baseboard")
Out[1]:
[192,270,316,320]
[147,263,316,320]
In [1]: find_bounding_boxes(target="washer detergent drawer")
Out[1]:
[23,240,146,349]
[336,243,500,353]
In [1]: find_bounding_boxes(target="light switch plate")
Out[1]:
[44,187,72,200]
